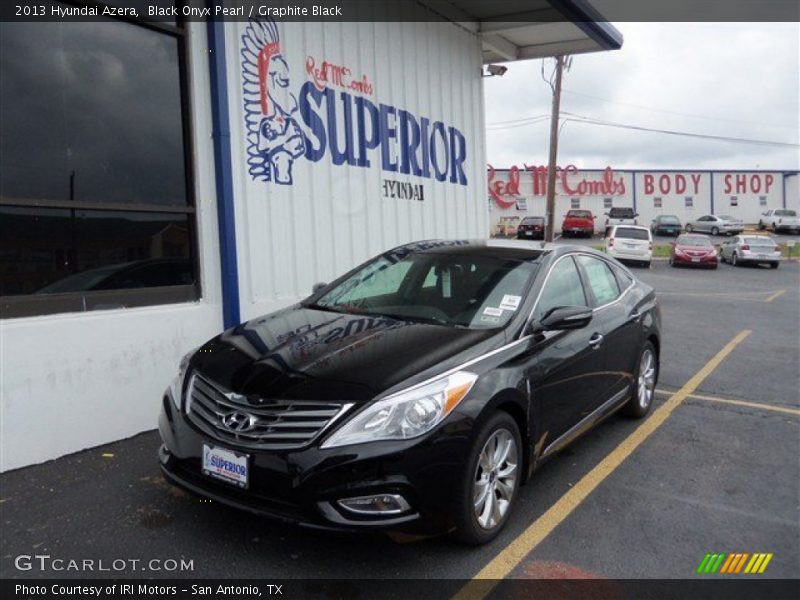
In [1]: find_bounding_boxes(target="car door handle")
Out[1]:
[588,333,604,349]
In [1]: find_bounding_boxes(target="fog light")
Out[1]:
[337,494,411,515]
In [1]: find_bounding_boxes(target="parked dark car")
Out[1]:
[604,206,638,236]
[669,234,718,269]
[651,215,683,236]
[516,216,545,240]
[159,240,661,544]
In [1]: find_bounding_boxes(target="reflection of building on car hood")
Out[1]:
[35,258,192,294]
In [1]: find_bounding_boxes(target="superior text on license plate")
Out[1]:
[202,443,249,488]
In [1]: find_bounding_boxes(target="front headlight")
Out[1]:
[321,371,478,448]
[169,347,198,411]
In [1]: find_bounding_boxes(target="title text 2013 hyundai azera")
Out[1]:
[158,240,660,544]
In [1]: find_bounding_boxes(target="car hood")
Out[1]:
[190,306,502,404]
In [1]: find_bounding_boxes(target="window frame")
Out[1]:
[533,255,588,320]
[0,4,200,319]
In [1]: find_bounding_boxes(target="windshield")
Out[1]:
[614,227,649,240]
[659,216,680,224]
[311,253,537,329]
[676,236,712,247]
[775,210,797,217]
[567,211,591,218]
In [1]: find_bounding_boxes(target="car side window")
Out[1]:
[576,256,620,306]
[609,263,633,290]
[535,257,587,319]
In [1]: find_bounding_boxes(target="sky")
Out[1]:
[484,22,800,171]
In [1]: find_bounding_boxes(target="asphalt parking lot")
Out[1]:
[1,259,798,586]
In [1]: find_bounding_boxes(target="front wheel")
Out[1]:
[770,262,779,269]
[622,342,658,418]
[685,224,693,232]
[711,226,719,236]
[453,412,522,545]
[732,252,739,266]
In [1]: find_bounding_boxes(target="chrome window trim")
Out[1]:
[519,251,635,340]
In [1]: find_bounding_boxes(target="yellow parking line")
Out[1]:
[655,389,800,417]
[453,330,751,599]
[764,289,786,302]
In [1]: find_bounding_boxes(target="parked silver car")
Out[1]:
[719,235,781,269]
[685,214,744,236]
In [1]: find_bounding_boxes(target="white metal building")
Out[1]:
[0,2,622,471]
[488,166,800,233]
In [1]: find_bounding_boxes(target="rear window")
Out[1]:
[521,217,544,225]
[567,211,592,218]
[609,207,635,217]
[775,210,797,217]
[743,237,776,246]
[614,227,650,240]
[676,236,712,247]
[659,216,680,223]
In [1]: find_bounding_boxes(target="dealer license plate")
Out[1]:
[757,254,768,260]
[691,257,700,263]
[202,443,249,488]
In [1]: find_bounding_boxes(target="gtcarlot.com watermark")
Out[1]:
[14,554,194,573]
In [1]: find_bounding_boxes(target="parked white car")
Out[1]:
[758,209,800,234]
[685,214,744,236]
[604,225,652,268]
[719,235,781,269]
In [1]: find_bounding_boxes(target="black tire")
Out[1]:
[452,411,522,545]
[732,252,739,266]
[669,257,675,267]
[711,226,719,236]
[758,221,765,230]
[685,224,693,232]
[622,342,658,418]
[770,262,779,269]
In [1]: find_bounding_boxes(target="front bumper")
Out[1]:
[157,393,468,534]
[673,252,718,267]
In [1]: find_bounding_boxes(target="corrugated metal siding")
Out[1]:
[224,14,487,321]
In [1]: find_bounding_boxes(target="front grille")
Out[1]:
[185,373,349,450]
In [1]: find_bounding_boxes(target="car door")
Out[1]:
[524,255,610,446]
[574,255,635,403]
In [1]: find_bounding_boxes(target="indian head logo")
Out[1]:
[242,19,305,184]
[241,19,469,188]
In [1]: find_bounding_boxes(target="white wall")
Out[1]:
[635,171,712,226]
[0,23,223,472]
[711,171,784,223]
[787,174,799,211]
[225,15,488,321]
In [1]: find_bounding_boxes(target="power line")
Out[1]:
[561,89,788,129]
[559,112,800,148]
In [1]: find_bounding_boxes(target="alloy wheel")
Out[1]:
[638,349,656,409]
[473,429,518,530]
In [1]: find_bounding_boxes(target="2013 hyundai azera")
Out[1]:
[159,240,661,544]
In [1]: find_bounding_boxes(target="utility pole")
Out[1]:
[544,55,564,243]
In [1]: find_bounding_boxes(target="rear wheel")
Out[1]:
[770,262,779,269]
[622,342,658,418]
[453,412,521,545]
[685,224,693,232]
[758,221,765,230]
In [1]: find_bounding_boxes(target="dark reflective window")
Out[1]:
[0,207,193,296]
[0,12,197,318]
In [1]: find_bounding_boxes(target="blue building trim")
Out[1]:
[207,15,241,329]
[551,0,624,50]
[631,172,636,214]
[709,171,714,214]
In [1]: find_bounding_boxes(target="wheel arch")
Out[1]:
[483,388,533,485]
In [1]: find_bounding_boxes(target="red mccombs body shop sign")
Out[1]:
[487,165,625,208]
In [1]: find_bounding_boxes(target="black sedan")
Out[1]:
[651,215,683,236]
[158,240,661,544]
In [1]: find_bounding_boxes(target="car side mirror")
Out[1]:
[538,306,593,331]
[312,282,327,293]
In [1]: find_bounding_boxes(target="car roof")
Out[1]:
[392,239,609,263]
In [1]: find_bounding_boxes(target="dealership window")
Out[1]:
[515,198,528,211]
[603,197,613,209]
[653,197,663,208]
[571,198,581,209]
[0,11,198,318]
[759,195,767,206]
[685,197,694,208]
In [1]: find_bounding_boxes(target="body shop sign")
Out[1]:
[242,19,468,189]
